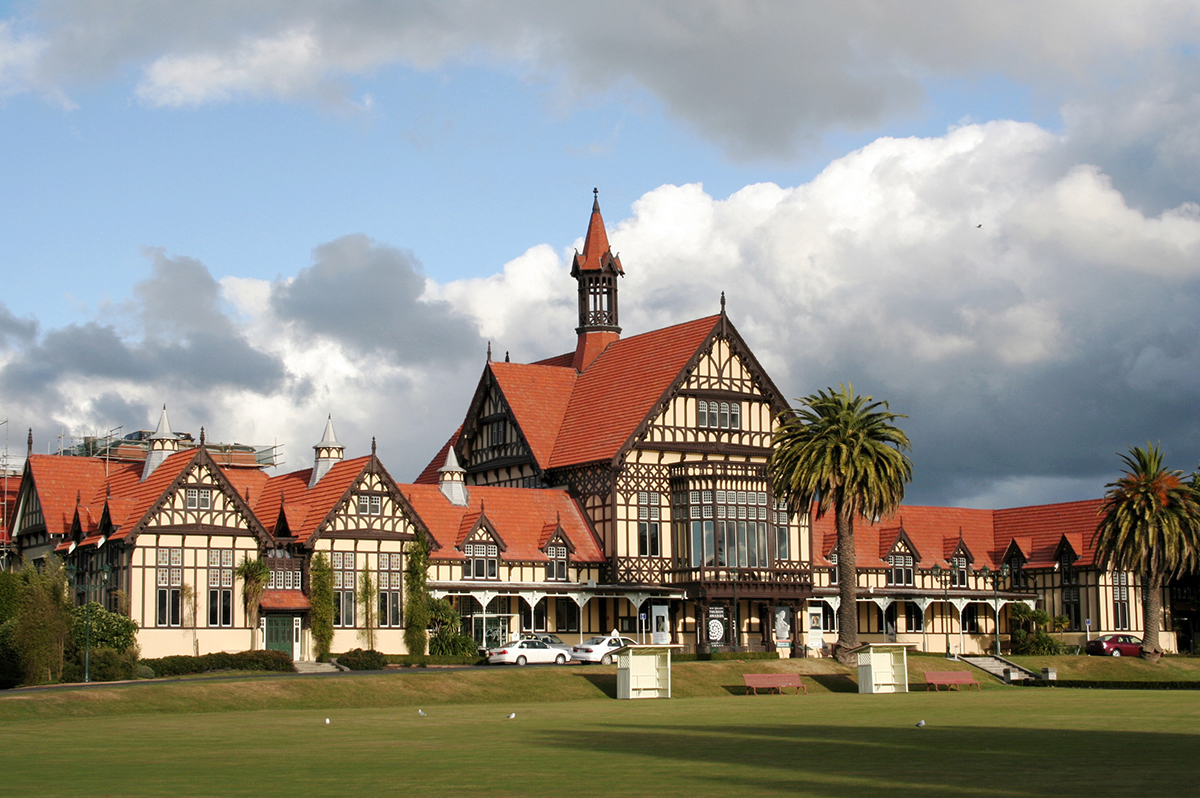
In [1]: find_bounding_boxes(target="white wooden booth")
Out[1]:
[853,643,915,694]
[614,645,682,699]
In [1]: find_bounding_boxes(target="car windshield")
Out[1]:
[543,634,565,644]
[582,637,607,645]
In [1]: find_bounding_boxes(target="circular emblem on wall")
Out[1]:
[708,618,725,642]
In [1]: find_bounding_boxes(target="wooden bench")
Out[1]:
[743,674,808,695]
[924,671,981,692]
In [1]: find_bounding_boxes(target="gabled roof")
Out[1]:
[414,428,460,484]
[994,499,1103,568]
[488,362,577,467]
[401,484,604,563]
[549,315,721,468]
[255,457,369,545]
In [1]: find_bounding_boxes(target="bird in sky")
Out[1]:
[418,709,427,716]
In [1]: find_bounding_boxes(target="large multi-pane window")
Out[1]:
[521,598,548,631]
[378,553,403,627]
[696,400,741,430]
[1061,553,1081,630]
[887,553,914,586]
[772,500,790,560]
[208,549,234,627]
[675,488,771,568]
[556,598,580,632]
[332,551,356,627]
[637,492,661,556]
[156,547,182,627]
[905,601,925,632]
[463,541,499,579]
[1112,572,1130,631]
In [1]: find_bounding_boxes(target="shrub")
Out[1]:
[337,648,388,671]
[135,663,156,679]
[70,602,138,653]
[0,618,21,690]
[139,649,295,677]
[429,627,479,656]
[309,553,334,660]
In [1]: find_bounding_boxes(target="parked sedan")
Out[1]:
[519,632,572,651]
[571,634,638,665]
[487,639,570,666]
[1085,634,1143,657]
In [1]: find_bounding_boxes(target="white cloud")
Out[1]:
[5,119,1200,502]
[9,1,1200,155]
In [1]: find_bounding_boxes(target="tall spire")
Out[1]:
[571,189,624,371]
[309,414,345,488]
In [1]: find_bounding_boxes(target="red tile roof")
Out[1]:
[414,428,460,485]
[261,590,311,611]
[254,457,372,545]
[812,499,1106,571]
[401,484,604,563]
[488,361,577,467]
[995,499,1104,568]
[548,315,720,468]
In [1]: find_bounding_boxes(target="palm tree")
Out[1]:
[1093,444,1200,661]
[769,384,912,664]
[235,556,270,649]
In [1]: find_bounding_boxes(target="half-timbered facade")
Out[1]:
[417,195,815,652]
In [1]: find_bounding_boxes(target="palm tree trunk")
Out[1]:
[1141,570,1164,662]
[834,498,859,665]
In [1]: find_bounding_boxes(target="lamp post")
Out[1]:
[931,564,951,658]
[66,560,111,683]
[979,564,1010,656]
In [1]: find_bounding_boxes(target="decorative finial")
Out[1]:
[199,426,206,445]
[371,436,377,456]
[487,341,492,361]
[76,490,81,506]
[720,291,726,313]
[505,351,510,362]
[27,428,32,457]
[593,187,598,198]
[106,483,111,500]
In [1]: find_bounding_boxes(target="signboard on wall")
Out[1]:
[708,606,727,643]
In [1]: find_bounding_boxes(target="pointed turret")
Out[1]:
[438,446,469,506]
[309,415,345,488]
[571,189,624,372]
[142,405,180,481]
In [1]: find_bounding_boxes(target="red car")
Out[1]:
[1085,634,1142,657]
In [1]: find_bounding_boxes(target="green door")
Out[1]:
[266,616,293,658]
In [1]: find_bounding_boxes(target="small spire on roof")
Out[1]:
[199,426,206,446]
[319,414,339,446]
[505,351,510,362]
[27,428,32,457]
[371,436,377,456]
[487,341,492,361]
[720,291,726,313]
[76,490,81,506]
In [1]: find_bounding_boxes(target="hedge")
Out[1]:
[1015,679,1200,690]
[140,649,296,677]
[385,654,484,667]
[674,651,780,662]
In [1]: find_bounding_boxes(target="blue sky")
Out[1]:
[2,2,1200,506]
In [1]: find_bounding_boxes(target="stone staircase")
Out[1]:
[960,654,1041,682]
[294,660,340,674]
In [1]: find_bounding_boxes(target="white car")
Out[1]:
[487,638,570,666]
[571,633,637,665]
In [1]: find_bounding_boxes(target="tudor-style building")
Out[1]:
[415,194,814,652]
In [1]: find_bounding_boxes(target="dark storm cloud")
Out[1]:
[0,250,286,398]
[270,234,482,363]
[0,303,38,347]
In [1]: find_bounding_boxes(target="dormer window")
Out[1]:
[887,553,914,586]
[950,556,969,587]
[546,545,569,580]
[186,488,212,510]
[1007,555,1026,588]
[464,542,499,579]
[356,494,382,516]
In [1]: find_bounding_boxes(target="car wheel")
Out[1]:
[1111,649,1121,657]
[555,654,566,665]
[601,653,613,665]
[516,655,527,666]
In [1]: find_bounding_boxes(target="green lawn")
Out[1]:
[1,663,1198,797]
